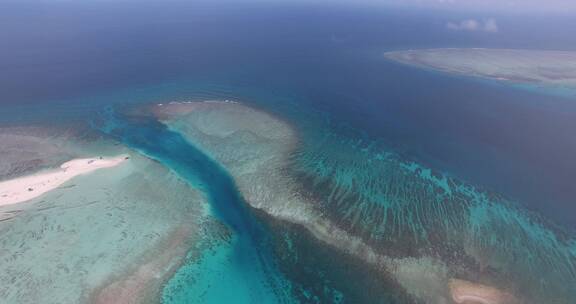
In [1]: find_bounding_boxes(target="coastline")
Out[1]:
[0,156,129,207]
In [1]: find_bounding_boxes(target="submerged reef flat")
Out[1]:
[155,100,306,221]
[0,127,84,180]
[291,115,576,304]
[157,101,576,304]
[385,48,576,89]
[0,127,211,304]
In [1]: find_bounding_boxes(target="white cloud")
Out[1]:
[484,18,499,32]
[446,18,499,32]
[446,19,479,31]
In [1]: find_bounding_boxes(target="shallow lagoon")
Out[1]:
[0,130,209,303]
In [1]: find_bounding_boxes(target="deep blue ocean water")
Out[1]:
[2,1,576,302]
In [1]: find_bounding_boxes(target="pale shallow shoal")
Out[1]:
[449,279,518,304]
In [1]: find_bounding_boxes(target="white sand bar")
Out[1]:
[448,279,518,304]
[0,155,129,206]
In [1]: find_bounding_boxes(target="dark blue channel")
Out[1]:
[96,108,288,300]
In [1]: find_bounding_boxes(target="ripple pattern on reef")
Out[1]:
[155,100,576,303]
[287,114,576,303]
[97,109,295,303]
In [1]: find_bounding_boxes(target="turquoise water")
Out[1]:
[2,75,574,302]
[93,93,576,303]
[98,109,296,303]
[14,77,571,302]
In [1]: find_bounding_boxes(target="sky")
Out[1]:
[361,0,576,14]
[253,0,576,15]
[4,0,576,15]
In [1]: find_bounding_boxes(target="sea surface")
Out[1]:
[2,1,576,302]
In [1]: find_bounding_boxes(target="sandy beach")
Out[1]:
[0,155,129,207]
[448,279,518,304]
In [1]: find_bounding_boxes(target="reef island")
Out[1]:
[385,48,576,89]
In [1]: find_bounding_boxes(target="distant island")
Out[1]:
[385,48,576,88]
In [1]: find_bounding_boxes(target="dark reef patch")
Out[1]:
[253,207,414,304]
